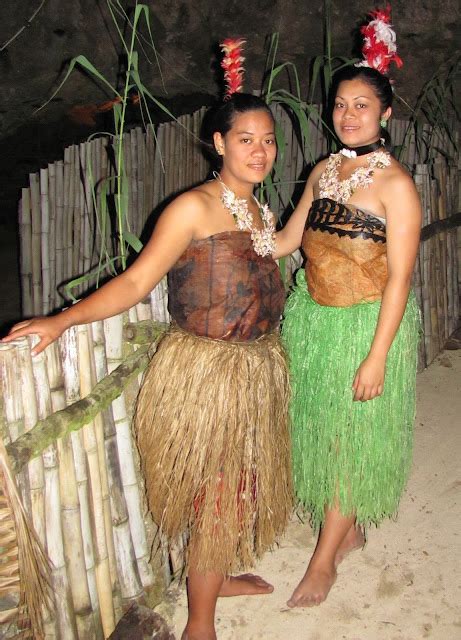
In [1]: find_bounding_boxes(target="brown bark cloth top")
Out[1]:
[168,230,285,340]
[303,197,388,307]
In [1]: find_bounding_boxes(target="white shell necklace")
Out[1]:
[214,173,276,257]
[319,149,391,203]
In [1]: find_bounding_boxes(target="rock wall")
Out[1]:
[0,0,459,139]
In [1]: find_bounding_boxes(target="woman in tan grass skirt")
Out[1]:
[3,93,292,640]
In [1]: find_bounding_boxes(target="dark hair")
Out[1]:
[331,66,393,146]
[201,93,274,167]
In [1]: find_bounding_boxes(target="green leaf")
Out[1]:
[124,231,143,253]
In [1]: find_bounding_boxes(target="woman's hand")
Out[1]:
[1,314,70,356]
[352,354,386,401]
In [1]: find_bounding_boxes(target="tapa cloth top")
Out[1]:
[303,198,388,307]
[168,231,285,341]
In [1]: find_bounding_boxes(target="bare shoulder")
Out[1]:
[310,157,328,183]
[380,157,421,222]
[384,157,416,187]
[159,185,211,229]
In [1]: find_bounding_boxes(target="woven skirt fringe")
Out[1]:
[135,327,292,575]
[282,270,420,530]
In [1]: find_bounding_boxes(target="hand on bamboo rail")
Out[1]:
[1,314,69,355]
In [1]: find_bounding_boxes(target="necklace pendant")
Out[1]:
[339,148,357,159]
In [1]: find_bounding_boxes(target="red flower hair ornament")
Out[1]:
[356,4,403,74]
[220,38,246,99]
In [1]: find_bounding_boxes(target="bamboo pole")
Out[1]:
[31,345,78,638]
[16,339,46,548]
[136,127,145,237]
[89,320,124,622]
[18,188,33,317]
[103,314,154,593]
[55,159,65,309]
[48,162,57,312]
[40,168,51,315]
[81,141,93,291]
[67,145,76,288]
[130,129,139,237]
[61,325,103,638]
[0,342,31,514]
[30,172,42,316]
[77,323,115,637]
[62,147,71,293]
[77,145,86,298]
[145,126,155,225]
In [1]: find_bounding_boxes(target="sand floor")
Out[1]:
[157,350,461,640]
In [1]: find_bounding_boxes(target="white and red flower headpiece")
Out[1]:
[356,4,403,74]
[220,38,246,99]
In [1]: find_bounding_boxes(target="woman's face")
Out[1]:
[333,78,391,148]
[213,109,276,185]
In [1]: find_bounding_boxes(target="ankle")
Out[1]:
[183,622,217,640]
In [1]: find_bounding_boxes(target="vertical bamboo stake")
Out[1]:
[63,147,72,290]
[55,159,65,308]
[145,126,155,226]
[81,141,92,291]
[30,173,42,315]
[89,320,126,621]
[103,314,155,592]
[60,326,103,638]
[48,162,57,312]
[77,145,86,297]
[136,127,145,238]
[40,168,51,315]
[77,323,115,637]
[31,345,78,638]
[67,145,76,286]
[0,342,31,512]
[130,129,139,237]
[153,124,165,210]
[19,188,33,317]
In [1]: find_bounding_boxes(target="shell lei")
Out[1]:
[319,150,391,203]
[219,179,276,257]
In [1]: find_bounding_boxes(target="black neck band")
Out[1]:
[341,140,384,156]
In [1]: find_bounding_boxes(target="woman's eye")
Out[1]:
[266,138,275,145]
[357,103,367,108]
[334,103,344,109]
[241,138,251,143]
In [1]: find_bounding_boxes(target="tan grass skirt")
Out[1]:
[135,326,292,575]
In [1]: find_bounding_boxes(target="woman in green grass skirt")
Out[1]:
[274,65,421,607]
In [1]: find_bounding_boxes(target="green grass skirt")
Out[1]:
[282,270,420,530]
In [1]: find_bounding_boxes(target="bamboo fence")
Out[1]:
[2,106,459,637]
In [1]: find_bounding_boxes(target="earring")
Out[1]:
[380,118,388,129]
[216,147,224,155]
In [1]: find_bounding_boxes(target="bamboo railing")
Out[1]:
[3,106,460,637]
[0,310,167,638]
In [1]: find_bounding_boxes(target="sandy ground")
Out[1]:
[157,350,461,640]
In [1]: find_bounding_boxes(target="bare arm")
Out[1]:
[273,161,325,259]
[352,170,421,401]
[2,191,204,354]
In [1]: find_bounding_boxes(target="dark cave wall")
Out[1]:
[0,0,459,140]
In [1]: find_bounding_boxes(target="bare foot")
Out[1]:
[218,573,274,597]
[181,624,216,640]
[335,526,365,567]
[287,564,336,607]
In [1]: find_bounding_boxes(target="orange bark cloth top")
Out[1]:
[168,231,285,341]
[303,198,388,307]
